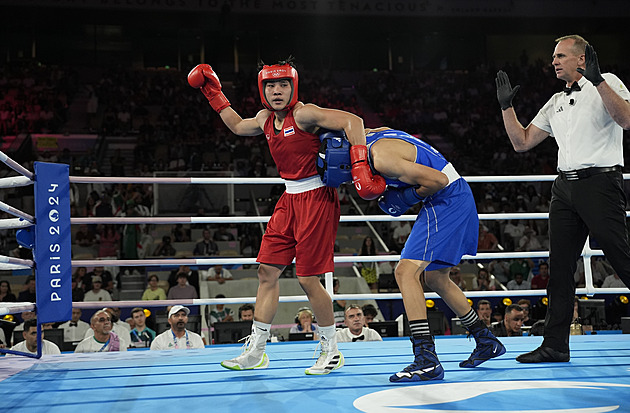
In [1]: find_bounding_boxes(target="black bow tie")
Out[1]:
[69,322,78,327]
[563,82,581,95]
[352,335,365,342]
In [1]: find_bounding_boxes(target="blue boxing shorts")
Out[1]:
[401,179,478,271]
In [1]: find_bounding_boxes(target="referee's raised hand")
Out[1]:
[495,70,521,111]
[577,44,605,86]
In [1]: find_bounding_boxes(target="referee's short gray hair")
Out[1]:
[555,34,588,55]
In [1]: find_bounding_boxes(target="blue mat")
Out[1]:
[1,335,629,412]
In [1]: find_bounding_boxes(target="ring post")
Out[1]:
[33,162,72,341]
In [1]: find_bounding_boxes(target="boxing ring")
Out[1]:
[0,152,629,412]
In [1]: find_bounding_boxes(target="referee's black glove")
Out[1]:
[577,44,605,86]
[495,70,521,111]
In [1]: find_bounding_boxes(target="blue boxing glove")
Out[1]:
[378,186,424,217]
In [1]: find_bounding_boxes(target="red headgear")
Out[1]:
[257,63,299,111]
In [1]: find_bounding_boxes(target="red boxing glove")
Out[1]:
[187,64,231,113]
[350,145,386,200]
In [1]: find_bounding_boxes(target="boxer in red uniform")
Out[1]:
[188,57,384,374]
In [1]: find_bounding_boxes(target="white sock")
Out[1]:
[253,320,271,336]
[318,325,338,352]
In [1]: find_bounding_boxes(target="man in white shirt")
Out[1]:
[75,309,129,352]
[9,318,61,356]
[151,305,204,350]
[496,35,630,363]
[83,307,130,341]
[58,308,90,343]
[506,273,531,291]
[602,273,627,288]
[83,276,112,302]
[336,305,382,343]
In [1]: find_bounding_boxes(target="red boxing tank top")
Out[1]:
[263,110,320,180]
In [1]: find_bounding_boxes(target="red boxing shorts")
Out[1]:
[257,186,340,276]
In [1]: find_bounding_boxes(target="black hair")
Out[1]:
[258,55,296,71]
[24,318,38,331]
[361,304,378,318]
[238,303,255,318]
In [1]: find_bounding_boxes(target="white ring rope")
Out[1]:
[0,151,33,180]
[0,200,34,223]
[0,175,33,189]
[0,218,34,229]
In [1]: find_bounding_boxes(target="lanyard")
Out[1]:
[97,338,110,352]
[171,330,191,349]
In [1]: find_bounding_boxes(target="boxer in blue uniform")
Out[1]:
[321,127,506,382]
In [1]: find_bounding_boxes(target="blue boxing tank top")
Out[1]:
[366,129,457,189]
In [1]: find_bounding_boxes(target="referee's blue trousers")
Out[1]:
[544,169,630,352]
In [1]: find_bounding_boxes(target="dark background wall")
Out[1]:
[2,1,630,75]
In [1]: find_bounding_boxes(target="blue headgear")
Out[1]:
[316,130,352,188]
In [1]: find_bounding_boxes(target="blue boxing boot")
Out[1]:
[459,320,506,368]
[390,336,444,382]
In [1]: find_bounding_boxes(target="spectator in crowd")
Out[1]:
[517,299,536,326]
[507,273,531,290]
[290,307,318,339]
[151,305,204,350]
[72,267,89,291]
[476,299,493,327]
[517,227,543,252]
[58,308,90,343]
[83,308,130,341]
[602,273,627,288]
[17,276,36,303]
[142,274,167,301]
[0,280,16,302]
[167,272,198,300]
[205,265,233,284]
[193,229,219,256]
[8,318,61,356]
[98,225,121,258]
[168,265,200,295]
[153,235,176,257]
[531,262,551,289]
[488,259,510,284]
[213,225,235,241]
[129,307,156,348]
[13,310,36,332]
[509,258,534,282]
[75,309,129,352]
[491,304,525,337]
[356,236,378,290]
[74,224,96,248]
[361,304,380,325]
[238,304,255,321]
[472,267,499,291]
[503,220,526,250]
[477,224,499,251]
[449,267,467,291]
[336,305,382,342]
[86,266,114,294]
[208,294,234,325]
[71,276,85,302]
[83,276,113,302]
[391,221,411,252]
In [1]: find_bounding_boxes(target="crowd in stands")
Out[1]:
[0,58,628,340]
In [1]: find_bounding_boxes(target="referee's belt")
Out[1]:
[558,165,622,181]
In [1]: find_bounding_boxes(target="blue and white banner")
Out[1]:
[34,162,72,324]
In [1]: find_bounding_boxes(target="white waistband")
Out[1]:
[441,163,460,186]
[284,175,325,194]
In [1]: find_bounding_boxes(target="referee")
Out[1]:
[495,34,630,363]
